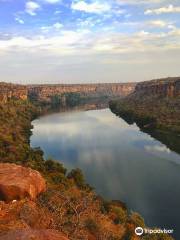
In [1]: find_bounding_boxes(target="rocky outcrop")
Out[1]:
[134,77,180,98]
[1,77,180,105]
[0,83,27,103]
[27,83,136,103]
[0,82,136,104]
[0,229,69,240]
[110,77,180,146]
[0,164,46,202]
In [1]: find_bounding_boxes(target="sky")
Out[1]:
[0,0,180,84]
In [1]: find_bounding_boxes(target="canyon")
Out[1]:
[0,78,178,240]
[27,83,136,103]
[0,77,180,104]
[0,82,136,103]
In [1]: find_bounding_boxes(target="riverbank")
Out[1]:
[0,99,174,240]
[110,96,180,134]
[109,78,180,150]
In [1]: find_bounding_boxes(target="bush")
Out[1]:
[67,168,86,188]
[44,159,67,174]
[51,173,66,184]
[112,206,127,224]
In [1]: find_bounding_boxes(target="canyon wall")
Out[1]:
[1,77,179,104]
[0,82,136,103]
[0,82,27,103]
[27,83,136,102]
[134,77,180,98]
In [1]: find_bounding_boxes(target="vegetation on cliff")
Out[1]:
[0,98,174,240]
[110,99,180,154]
[110,96,180,133]
[111,78,180,131]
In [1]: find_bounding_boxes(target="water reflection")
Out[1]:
[31,108,180,239]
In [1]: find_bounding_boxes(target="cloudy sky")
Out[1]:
[0,0,180,84]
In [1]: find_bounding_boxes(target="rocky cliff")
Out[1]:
[0,82,136,103]
[0,83,27,103]
[1,77,179,104]
[134,77,180,98]
[27,83,136,103]
[110,77,180,141]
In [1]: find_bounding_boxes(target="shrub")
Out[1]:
[67,168,86,188]
[51,173,66,184]
[44,159,67,174]
[112,206,127,224]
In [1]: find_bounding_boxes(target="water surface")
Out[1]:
[31,108,180,238]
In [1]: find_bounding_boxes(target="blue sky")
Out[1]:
[0,0,180,84]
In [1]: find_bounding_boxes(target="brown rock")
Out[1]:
[135,77,180,98]
[0,229,69,240]
[0,164,46,202]
[0,81,137,104]
[27,83,136,103]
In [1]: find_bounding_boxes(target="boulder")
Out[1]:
[0,229,69,240]
[0,164,46,202]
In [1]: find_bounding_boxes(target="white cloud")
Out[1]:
[53,22,63,29]
[148,20,167,27]
[15,17,24,24]
[54,10,61,14]
[42,0,61,3]
[71,1,111,14]
[41,22,63,32]
[25,1,40,16]
[1,26,180,57]
[147,20,175,28]
[116,0,166,5]
[145,4,180,15]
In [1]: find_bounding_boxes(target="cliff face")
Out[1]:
[27,83,136,102]
[110,77,180,137]
[134,77,180,98]
[0,82,27,103]
[1,78,179,104]
[0,82,136,103]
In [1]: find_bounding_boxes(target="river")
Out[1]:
[30,105,180,239]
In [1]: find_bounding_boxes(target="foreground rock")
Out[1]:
[0,164,46,202]
[0,229,69,240]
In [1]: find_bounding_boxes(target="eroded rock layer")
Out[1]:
[1,78,180,104]
[27,83,136,102]
[135,77,180,98]
[0,82,136,103]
